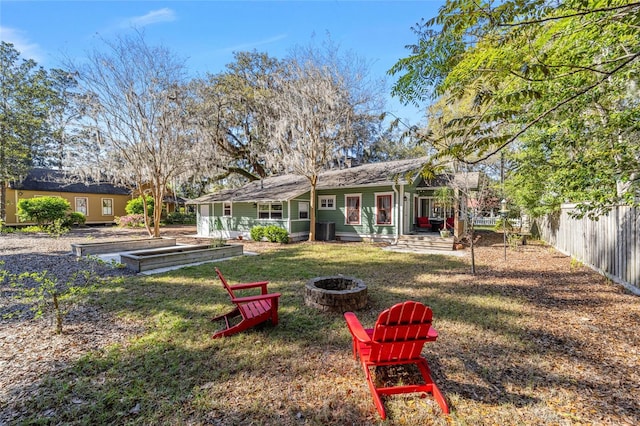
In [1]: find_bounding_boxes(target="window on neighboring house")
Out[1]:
[376,193,392,225]
[298,202,309,219]
[318,195,336,210]
[345,194,361,225]
[223,202,232,217]
[102,198,113,216]
[75,197,88,216]
[258,202,283,220]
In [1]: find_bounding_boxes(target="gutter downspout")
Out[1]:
[393,184,401,244]
[286,199,291,235]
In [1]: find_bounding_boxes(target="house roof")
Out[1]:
[189,157,429,204]
[193,174,310,203]
[316,157,428,189]
[9,168,131,195]
[416,172,481,190]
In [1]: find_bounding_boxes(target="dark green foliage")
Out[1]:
[163,212,196,224]
[0,42,62,222]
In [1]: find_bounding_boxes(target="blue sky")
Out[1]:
[1,1,445,125]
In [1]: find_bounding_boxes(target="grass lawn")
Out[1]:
[9,237,640,425]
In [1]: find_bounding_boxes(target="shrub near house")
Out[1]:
[17,197,71,228]
[250,225,289,243]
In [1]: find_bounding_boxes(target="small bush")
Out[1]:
[63,211,86,227]
[17,196,70,227]
[250,225,265,241]
[18,225,45,234]
[17,223,69,236]
[493,217,514,232]
[48,219,69,236]
[163,212,196,224]
[126,196,154,216]
[0,218,10,234]
[115,214,146,228]
[264,225,289,244]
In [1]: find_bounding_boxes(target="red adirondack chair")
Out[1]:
[212,268,281,339]
[344,301,449,419]
[416,216,431,230]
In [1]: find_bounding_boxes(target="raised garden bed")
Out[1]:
[71,238,177,256]
[120,244,243,272]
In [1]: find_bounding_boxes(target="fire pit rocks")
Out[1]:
[304,275,368,312]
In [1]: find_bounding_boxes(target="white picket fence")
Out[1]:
[538,204,640,294]
[473,216,522,228]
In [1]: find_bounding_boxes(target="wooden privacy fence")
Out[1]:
[538,204,640,294]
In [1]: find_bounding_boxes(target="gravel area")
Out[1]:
[0,225,203,423]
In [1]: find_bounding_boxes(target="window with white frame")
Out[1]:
[75,197,88,216]
[298,201,309,219]
[376,193,393,225]
[223,201,232,217]
[345,194,361,225]
[102,198,113,216]
[318,195,336,210]
[258,202,283,219]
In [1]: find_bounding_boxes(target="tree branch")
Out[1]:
[498,2,640,27]
[460,51,640,165]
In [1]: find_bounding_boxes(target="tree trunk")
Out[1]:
[53,292,63,334]
[140,188,153,237]
[470,226,476,275]
[308,174,318,241]
[0,182,6,223]
[153,184,162,238]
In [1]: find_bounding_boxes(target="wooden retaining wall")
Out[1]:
[120,244,243,272]
[71,238,177,256]
[538,204,639,294]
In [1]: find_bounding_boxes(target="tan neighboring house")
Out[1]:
[4,168,132,226]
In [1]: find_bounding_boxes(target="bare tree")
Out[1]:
[67,32,197,237]
[264,41,383,240]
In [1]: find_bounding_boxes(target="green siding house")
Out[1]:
[188,157,479,242]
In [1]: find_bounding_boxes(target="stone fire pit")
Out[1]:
[304,275,368,312]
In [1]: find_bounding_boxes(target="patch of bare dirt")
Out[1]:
[450,231,640,425]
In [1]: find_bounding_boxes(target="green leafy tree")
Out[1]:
[125,195,155,216]
[0,42,58,222]
[391,0,640,216]
[17,196,70,227]
[37,69,85,169]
